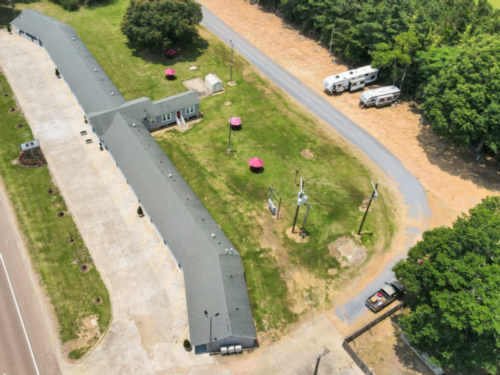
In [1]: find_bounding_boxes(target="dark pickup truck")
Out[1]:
[365,281,404,312]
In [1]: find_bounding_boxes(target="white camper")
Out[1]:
[359,86,400,108]
[323,65,379,93]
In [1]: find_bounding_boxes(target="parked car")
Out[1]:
[365,281,404,312]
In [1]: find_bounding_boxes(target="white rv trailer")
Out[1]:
[323,65,379,93]
[359,86,401,108]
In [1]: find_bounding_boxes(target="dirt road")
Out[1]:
[199,0,500,231]
[198,0,500,333]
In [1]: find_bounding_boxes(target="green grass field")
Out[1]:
[0,74,111,353]
[491,0,500,8]
[8,0,397,332]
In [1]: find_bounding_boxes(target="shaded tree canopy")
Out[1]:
[393,196,500,374]
[121,0,202,50]
[422,34,500,154]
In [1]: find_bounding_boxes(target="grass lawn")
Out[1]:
[491,0,500,8]
[0,74,111,355]
[9,0,396,333]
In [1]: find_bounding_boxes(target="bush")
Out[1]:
[137,206,143,215]
[55,68,60,77]
[7,25,11,33]
[121,0,202,50]
[183,339,191,349]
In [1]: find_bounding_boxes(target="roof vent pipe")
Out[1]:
[212,234,215,238]
[169,174,172,178]
[132,123,136,127]
[94,68,97,72]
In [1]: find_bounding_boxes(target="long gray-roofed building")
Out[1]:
[11,10,257,354]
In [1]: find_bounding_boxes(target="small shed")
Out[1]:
[205,74,223,93]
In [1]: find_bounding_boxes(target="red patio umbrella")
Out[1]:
[248,157,264,168]
[165,49,176,57]
[164,69,176,76]
[228,117,242,126]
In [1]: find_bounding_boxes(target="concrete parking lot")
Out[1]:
[0,30,362,375]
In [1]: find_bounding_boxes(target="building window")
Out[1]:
[150,117,156,125]
[186,106,195,115]
[162,113,172,122]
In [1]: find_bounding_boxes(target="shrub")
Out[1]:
[183,339,191,349]
[55,68,60,77]
[137,206,143,215]
[121,0,202,50]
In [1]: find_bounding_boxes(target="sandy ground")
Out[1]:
[349,311,435,375]
[198,0,500,230]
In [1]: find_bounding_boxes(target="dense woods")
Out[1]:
[260,0,500,154]
[394,197,500,374]
[121,0,202,50]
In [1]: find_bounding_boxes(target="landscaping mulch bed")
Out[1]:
[18,147,47,168]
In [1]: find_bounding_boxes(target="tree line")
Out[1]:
[260,0,500,155]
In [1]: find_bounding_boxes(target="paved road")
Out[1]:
[200,7,431,324]
[0,185,63,375]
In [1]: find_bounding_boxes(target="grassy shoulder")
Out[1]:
[15,0,396,334]
[0,73,111,354]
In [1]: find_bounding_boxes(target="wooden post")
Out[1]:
[277,198,281,220]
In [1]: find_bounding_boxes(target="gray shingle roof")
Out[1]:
[11,10,126,113]
[11,10,256,348]
[94,112,256,346]
[117,92,200,119]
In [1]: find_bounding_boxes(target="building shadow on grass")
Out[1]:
[0,6,21,28]
[126,35,209,66]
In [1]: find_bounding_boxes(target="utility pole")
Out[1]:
[328,25,335,56]
[230,40,235,83]
[313,347,331,375]
[227,113,232,153]
[358,181,379,235]
[292,178,307,233]
[301,202,312,237]
[209,316,212,356]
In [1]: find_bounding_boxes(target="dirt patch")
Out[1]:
[3,93,8,97]
[183,77,212,99]
[47,188,56,195]
[56,211,66,218]
[68,237,76,244]
[79,263,90,273]
[349,312,435,375]
[285,226,309,243]
[92,297,103,305]
[9,107,16,112]
[301,148,314,159]
[15,123,24,128]
[227,81,237,86]
[224,101,232,106]
[62,314,101,363]
[329,237,367,268]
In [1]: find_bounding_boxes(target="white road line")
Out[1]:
[0,253,41,375]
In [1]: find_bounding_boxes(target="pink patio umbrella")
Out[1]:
[228,117,242,126]
[164,49,176,57]
[164,68,176,76]
[248,157,264,168]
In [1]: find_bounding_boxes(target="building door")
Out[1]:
[177,111,181,119]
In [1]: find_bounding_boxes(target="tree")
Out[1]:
[137,206,143,216]
[121,0,202,50]
[422,34,500,154]
[55,68,60,77]
[183,339,191,350]
[393,196,500,374]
